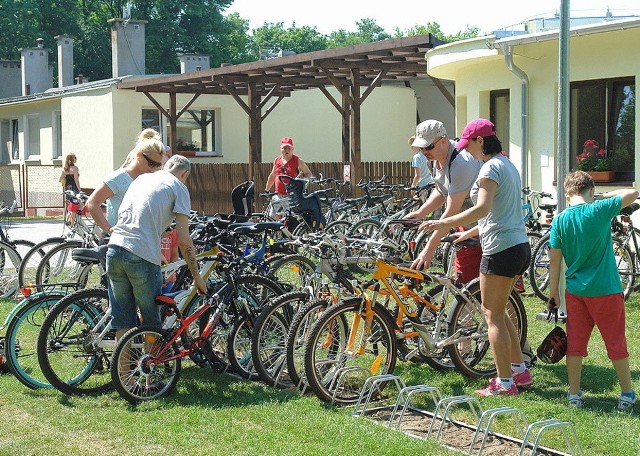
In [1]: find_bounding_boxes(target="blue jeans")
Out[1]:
[106,245,162,329]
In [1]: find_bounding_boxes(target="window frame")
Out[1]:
[569,77,635,181]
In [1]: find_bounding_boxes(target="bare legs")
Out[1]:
[479,272,524,379]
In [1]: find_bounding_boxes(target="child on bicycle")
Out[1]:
[548,171,638,410]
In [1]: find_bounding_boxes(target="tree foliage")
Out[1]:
[0,3,477,81]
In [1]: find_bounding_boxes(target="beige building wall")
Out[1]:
[427,24,640,196]
[61,88,115,188]
[1,79,432,190]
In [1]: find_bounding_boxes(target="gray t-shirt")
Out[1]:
[109,171,191,265]
[104,169,134,226]
[433,141,482,227]
[470,154,527,255]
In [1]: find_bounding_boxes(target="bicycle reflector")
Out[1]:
[537,326,567,364]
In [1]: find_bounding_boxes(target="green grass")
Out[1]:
[1,293,639,455]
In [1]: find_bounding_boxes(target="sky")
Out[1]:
[224,0,640,36]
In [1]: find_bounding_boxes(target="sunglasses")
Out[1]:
[424,137,441,151]
[142,153,162,169]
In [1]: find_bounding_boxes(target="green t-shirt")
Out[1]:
[548,196,622,296]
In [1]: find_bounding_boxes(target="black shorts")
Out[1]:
[479,242,531,278]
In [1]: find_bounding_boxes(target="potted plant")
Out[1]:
[575,139,615,182]
[176,139,199,156]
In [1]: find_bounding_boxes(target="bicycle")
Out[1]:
[110,262,272,403]
[1,283,81,388]
[300,235,527,404]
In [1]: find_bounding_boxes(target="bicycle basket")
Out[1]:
[536,326,567,364]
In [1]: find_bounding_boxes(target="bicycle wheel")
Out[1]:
[303,299,397,405]
[251,291,309,388]
[447,279,527,379]
[224,275,285,378]
[285,298,331,390]
[10,239,35,261]
[37,287,113,395]
[529,234,551,302]
[110,326,181,404]
[519,231,542,297]
[347,218,382,276]
[0,241,21,298]
[4,292,67,389]
[35,240,100,288]
[226,314,257,379]
[268,254,316,292]
[18,238,65,288]
[613,237,635,299]
[323,220,351,236]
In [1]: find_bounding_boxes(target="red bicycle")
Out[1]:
[110,279,238,404]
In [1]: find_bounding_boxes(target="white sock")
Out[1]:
[511,362,527,374]
[500,378,515,389]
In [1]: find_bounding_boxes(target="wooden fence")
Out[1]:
[187,161,413,215]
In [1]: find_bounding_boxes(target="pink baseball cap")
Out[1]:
[455,119,496,150]
[280,137,294,147]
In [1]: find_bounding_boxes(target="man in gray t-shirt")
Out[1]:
[107,155,207,340]
[406,120,483,282]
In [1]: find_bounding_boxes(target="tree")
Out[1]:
[250,22,327,59]
[394,22,480,42]
[327,18,391,48]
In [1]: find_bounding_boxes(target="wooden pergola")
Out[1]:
[117,34,449,183]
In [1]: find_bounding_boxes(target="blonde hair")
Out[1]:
[63,154,76,172]
[122,129,166,167]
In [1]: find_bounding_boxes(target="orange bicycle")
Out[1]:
[302,247,527,405]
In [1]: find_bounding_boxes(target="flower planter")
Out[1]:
[586,171,615,183]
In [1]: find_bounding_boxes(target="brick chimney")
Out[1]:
[179,54,210,74]
[108,18,148,77]
[55,34,74,88]
[19,38,53,95]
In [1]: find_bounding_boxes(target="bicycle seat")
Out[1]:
[231,221,284,234]
[539,203,557,210]
[621,202,640,216]
[441,236,480,248]
[388,218,422,228]
[71,244,108,264]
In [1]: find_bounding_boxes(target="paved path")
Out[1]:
[3,219,68,245]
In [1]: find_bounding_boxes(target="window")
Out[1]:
[175,109,216,154]
[10,119,19,160]
[570,77,635,180]
[0,120,10,163]
[142,108,163,133]
[53,111,62,159]
[26,115,40,159]
[490,90,510,152]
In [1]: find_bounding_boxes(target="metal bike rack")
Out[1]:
[518,419,584,456]
[427,395,484,441]
[351,374,406,416]
[331,366,371,404]
[387,385,443,429]
[468,406,528,455]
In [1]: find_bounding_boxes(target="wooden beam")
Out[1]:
[220,81,250,116]
[429,75,455,107]
[318,85,345,115]
[262,96,285,121]
[360,69,388,104]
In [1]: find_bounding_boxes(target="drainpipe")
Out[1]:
[501,44,529,187]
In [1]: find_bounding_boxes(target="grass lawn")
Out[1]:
[1,293,638,455]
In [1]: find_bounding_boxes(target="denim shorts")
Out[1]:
[106,245,162,329]
[479,242,531,278]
